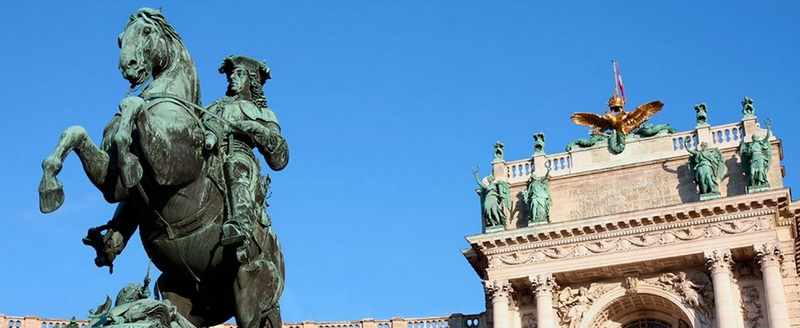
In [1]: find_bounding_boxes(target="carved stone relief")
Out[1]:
[623,276,639,294]
[649,270,714,325]
[554,283,610,328]
[734,261,762,280]
[740,285,764,328]
[520,312,536,328]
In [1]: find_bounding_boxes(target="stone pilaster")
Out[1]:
[485,279,513,328]
[529,274,556,328]
[755,242,790,328]
[704,248,741,328]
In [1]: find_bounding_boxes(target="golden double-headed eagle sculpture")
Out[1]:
[571,94,664,135]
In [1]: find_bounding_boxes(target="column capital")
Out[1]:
[484,279,513,301]
[704,248,733,273]
[754,242,784,268]
[529,273,557,294]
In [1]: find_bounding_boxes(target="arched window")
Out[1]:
[623,319,671,328]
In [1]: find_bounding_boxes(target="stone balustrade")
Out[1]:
[1,313,486,328]
[500,116,772,185]
[281,314,485,328]
[0,316,88,328]
[709,121,745,147]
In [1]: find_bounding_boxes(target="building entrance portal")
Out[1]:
[586,292,692,328]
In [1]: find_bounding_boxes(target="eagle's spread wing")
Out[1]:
[621,100,664,134]
[570,112,613,132]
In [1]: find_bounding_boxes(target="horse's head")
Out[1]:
[119,8,181,88]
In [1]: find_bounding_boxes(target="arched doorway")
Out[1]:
[582,288,694,328]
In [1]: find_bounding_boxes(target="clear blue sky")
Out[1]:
[1,1,799,323]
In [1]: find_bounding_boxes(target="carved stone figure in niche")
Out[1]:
[685,140,725,198]
[493,141,504,161]
[740,286,764,328]
[742,96,755,117]
[521,313,536,328]
[695,103,708,126]
[566,130,608,152]
[521,160,552,224]
[472,168,511,229]
[202,55,289,260]
[736,262,761,280]
[739,119,772,192]
[533,133,545,155]
[633,123,676,138]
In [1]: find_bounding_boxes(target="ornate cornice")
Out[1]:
[486,216,771,268]
[467,190,788,256]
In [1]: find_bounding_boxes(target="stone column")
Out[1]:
[755,242,790,328]
[485,279,513,328]
[704,248,740,328]
[529,273,556,328]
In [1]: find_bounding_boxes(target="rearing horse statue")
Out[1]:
[38,8,286,328]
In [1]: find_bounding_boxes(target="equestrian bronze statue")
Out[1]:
[38,8,288,328]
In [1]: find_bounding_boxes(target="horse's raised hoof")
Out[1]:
[39,177,64,213]
[119,153,143,188]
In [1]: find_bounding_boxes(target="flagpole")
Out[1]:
[612,60,619,96]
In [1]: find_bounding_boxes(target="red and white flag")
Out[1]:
[613,61,626,99]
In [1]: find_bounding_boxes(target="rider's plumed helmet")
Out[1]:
[218,55,271,86]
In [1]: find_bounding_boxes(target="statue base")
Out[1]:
[699,192,721,201]
[485,225,506,233]
[528,218,549,227]
[746,184,770,194]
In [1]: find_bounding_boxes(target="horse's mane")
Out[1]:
[128,8,183,45]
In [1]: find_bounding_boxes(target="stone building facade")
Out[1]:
[463,108,799,328]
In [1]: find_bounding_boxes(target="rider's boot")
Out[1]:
[221,183,252,247]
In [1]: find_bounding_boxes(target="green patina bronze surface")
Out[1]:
[608,131,627,154]
[694,103,708,127]
[38,8,287,328]
[493,141,505,161]
[533,133,545,155]
[87,266,195,328]
[742,97,755,118]
[685,140,725,197]
[566,131,608,152]
[521,160,552,224]
[472,167,510,229]
[739,119,772,192]
[633,123,676,138]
